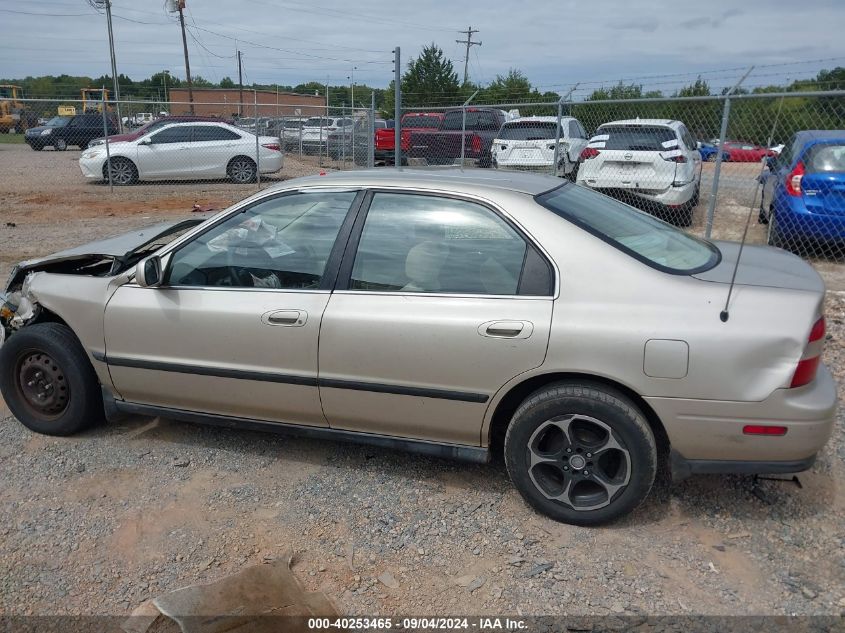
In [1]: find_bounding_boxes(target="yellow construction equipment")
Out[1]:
[0,85,37,133]
[81,88,113,113]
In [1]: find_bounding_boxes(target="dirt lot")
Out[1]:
[0,142,844,620]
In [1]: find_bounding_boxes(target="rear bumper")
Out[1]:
[580,180,696,207]
[774,196,845,241]
[645,363,837,463]
[669,449,816,481]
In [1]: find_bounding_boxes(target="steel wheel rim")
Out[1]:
[15,351,70,420]
[230,160,254,182]
[56,139,67,150]
[109,160,133,185]
[526,414,632,511]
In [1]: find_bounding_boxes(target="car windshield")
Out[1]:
[804,143,845,173]
[535,184,720,274]
[45,116,70,127]
[597,125,676,151]
[404,116,441,128]
[498,122,559,140]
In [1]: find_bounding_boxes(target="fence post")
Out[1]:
[101,87,113,193]
[254,90,261,189]
[705,67,753,239]
[369,92,375,168]
[460,90,479,169]
[394,46,401,169]
[551,98,563,177]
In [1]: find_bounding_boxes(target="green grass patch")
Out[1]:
[0,133,26,144]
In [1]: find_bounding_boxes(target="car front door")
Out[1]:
[318,191,555,446]
[137,125,194,179]
[102,189,362,426]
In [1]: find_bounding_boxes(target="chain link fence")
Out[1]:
[1,92,843,264]
[397,90,845,262]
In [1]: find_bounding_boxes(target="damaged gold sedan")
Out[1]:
[0,170,838,525]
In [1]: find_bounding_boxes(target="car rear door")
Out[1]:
[190,125,245,177]
[103,190,362,426]
[318,190,554,446]
[580,125,678,191]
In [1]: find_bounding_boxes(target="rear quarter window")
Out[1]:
[803,143,845,173]
[535,184,720,274]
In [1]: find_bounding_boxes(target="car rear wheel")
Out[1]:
[104,157,138,185]
[504,381,657,526]
[54,138,67,151]
[227,156,257,183]
[0,323,103,436]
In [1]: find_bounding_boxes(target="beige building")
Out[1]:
[167,88,325,117]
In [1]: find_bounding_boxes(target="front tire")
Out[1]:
[104,157,138,185]
[54,138,68,151]
[504,382,657,526]
[0,323,103,436]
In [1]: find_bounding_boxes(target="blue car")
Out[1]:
[697,143,729,162]
[759,130,845,251]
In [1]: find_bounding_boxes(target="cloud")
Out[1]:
[609,18,660,33]
[680,8,746,29]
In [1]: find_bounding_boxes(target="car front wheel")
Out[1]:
[54,138,68,151]
[504,381,657,526]
[0,323,103,436]
[104,157,138,185]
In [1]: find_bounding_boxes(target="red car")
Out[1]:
[87,115,235,148]
[721,141,777,162]
[374,112,444,164]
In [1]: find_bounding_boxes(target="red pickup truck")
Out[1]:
[374,112,444,164]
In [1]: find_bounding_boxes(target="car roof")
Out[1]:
[270,168,562,196]
[504,116,575,124]
[794,130,845,144]
[599,119,679,127]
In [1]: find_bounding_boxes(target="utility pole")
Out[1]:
[237,50,243,117]
[177,0,194,113]
[102,0,122,130]
[456,26,481,85]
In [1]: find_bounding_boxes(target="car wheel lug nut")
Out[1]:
[584,470,590,476]
[566,448,572,453]
[586,453,592,458]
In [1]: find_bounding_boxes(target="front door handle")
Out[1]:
[261,309,307,327]
[478,320,534,339]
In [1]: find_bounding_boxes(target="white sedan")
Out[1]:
[79,122,283,185]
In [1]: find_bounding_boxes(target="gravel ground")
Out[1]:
[0,142,844,619]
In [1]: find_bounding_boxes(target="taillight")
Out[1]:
[791,317,825,388]
[785,161,805,196]
[743,425,788,436]
[471,134,482,154]
[580,147,600,160]
[261,143,280,151]
[664,154,687,163]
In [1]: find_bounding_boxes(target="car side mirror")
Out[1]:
[135,255,162,287]
[138,137,151,145]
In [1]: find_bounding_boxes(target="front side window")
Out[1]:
[441,111,500,131]
[350,193,528,295]
[149,126,192,144]
[167,191,357,289]
[536,184,719,274]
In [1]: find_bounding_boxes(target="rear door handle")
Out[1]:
[261,309,307,327]
[478,320,534,339]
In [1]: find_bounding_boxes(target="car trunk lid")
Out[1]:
[692,241,825,293]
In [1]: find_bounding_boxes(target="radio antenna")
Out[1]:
[719,91,786,323]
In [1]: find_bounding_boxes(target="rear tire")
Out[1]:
[504,381,657,526]
[0,323,103,436]
[227,156,257,183]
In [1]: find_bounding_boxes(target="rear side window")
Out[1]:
[803,143,845,173]
[304,117,330,127]
[536,184,719,274]
[595,125,677,151]
[192,126,241,141]
[442,111,500,131]
[498,121,558,140]
[404,115,441,128]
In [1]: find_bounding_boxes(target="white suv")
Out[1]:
[576,119,702,225]
[300,117,354,153]
[491,116,589,178]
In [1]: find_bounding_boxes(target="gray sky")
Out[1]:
[1,0,843,97]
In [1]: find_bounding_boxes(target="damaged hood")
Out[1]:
[6,219,203,290]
